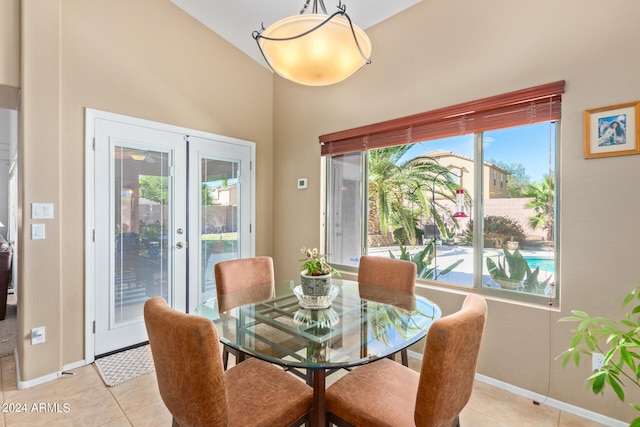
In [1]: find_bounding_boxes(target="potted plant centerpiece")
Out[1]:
[299,247,339,297]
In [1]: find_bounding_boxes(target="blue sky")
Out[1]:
[400,122,556,182]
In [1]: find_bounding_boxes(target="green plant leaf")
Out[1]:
[605,374,625,401]
[560,286,640,419]
[438,259,463,275]
[558,315,584,322]
[590,371,606,393]
[578,319,592,331]
[622,347,635,370]
[569,334,582,348]
[623,292,635,306]
[572,350,580,367]
[583,334,597,351]
[572,310,590,318]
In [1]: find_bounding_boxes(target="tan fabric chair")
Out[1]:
[214,256,275,295]
[144,297,312,427]
[325,293,488,427]
[358,255,417,365]
[214,256,275,369]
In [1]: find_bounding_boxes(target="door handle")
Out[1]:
[175,242,188,249]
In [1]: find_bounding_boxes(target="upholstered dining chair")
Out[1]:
[144,297,313,427]
[357,255,417,366]
[325,293,488,427]
[214,256,275,369]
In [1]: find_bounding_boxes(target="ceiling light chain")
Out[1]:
[254,8,346,43]
[301,0,329,15]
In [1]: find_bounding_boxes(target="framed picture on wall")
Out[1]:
[584,101,640,159]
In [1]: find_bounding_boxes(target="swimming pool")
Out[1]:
[524,256,555,273]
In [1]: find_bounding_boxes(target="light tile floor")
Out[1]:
[0,352,608,427]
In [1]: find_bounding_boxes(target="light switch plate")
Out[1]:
[32,224,45,240]
[32,203,54,219]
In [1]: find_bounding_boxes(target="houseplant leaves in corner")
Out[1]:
[559,285,640,427]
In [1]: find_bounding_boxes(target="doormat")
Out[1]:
[94,344,155,387]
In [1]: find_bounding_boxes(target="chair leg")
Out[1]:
[387,350,409,366]
[223,348,229,370]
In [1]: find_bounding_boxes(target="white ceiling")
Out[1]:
[170,0,421,69]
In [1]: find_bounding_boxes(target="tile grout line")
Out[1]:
[93,363,133,426]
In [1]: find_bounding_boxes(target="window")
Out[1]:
[323,82,563,305]
[328,152,363,268]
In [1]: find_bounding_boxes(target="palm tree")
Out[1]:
[523,174,554,241]
[367,146,463,246]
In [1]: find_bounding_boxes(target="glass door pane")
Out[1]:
[200,158,240,302]
[113,146,171,324]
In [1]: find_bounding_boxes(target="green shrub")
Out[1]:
[463,216,526,248]
[393,227,424,246]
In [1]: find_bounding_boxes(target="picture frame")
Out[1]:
[584,101,640,159]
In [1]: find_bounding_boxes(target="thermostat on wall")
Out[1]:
[297,178,308,189]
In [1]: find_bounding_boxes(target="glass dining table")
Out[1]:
[194,278,441,427]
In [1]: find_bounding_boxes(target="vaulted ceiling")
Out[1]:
[170,0,421,68]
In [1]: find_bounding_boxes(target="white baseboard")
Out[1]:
[406,349,626,427]
[475,374,626,427]
[14,353,88,390]
[63,359,88,371]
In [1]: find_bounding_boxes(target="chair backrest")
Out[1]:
[415,293,488,427]
[144,297,229,426]
[357,255,417,294]
[214,256,275,295]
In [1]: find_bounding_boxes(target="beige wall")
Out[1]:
[0,0,20,109]
[0,0,20,89]
[18,0,274,380]
[11,0,640,422]
[273,0,640,423]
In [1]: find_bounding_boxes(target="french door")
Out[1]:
[87,110,254,357]
[187,136,253,310]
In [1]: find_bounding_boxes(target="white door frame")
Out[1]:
[84,109,256,363]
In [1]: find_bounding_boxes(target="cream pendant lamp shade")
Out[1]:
[253,1,371,86]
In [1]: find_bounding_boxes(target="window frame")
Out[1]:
[323,83,563,307]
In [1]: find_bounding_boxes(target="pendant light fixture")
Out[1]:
[252,0,372,86]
